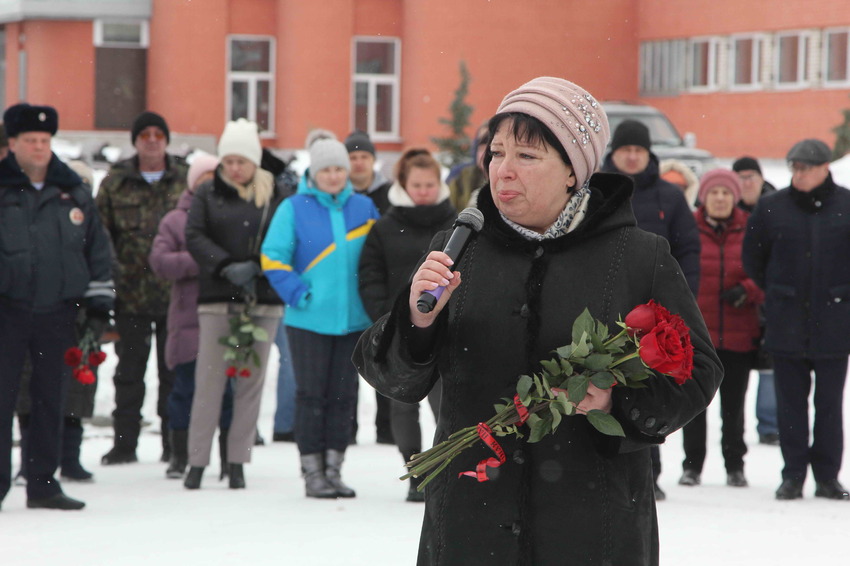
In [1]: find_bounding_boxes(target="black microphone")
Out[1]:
[416,207,485,313]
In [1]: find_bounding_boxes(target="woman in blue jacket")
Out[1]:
[262,139,379,498]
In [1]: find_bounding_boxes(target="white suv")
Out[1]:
[602,101,715,177]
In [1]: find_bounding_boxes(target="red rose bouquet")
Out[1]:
[402,300,694,491]
[219,303,269,379]
[63,326,106,385]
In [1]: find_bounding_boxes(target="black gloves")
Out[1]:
[84,307,111,338]
[720,284,747,308]
[221,261,261,287]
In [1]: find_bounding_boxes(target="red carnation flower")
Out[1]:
[88,350,107,367]
[226,366,237,378]
[73,366,96,385]
[239,368,251,378]
[64,347,83,367]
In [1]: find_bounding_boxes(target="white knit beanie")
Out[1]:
[218,118,262,166]
[309,139,351,181]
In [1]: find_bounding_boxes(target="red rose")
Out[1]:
[73,366,96,385]
[88,350,107,367]
[624,300,672,337]
[638,318,694,384]
[64,347,83,367]
[239,368,251,378]
[226,366,237,378]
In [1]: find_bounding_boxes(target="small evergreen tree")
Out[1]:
[431,61,474,168]
[833,95,850,160]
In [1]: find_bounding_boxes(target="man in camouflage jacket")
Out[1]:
[95,111,187,465]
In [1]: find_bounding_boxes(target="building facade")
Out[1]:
[0,0,848,159]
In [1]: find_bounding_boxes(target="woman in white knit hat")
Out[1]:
[183,119,287,490]
[262,139,380,498]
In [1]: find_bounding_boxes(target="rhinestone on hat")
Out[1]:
[38,112,46,122]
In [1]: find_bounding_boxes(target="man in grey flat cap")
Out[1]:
[743,138,850,502]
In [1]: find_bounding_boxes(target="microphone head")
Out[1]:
[456,207,485,232]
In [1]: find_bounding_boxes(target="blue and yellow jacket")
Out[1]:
[261,174,379,335]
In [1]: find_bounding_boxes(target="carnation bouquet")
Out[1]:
[403,300,694,490]
[63,325,107,385]
[219,294,269,379]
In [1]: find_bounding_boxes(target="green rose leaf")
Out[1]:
[567,374,589,405]
[590,371,617,389]
[586,410,625,437]
[528,413,553,443]
[252,326,269,341]
[559,359,573,376]
[549,403,562,430]
[540,359,560,377]
[555,344,573,359]
[583,353,614,371]
[572,308,595,345]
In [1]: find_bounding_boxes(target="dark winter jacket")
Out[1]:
[96,155,187,316]
[737,180,777,213]
[149,189,200,369]
[694,207,763,352]
[358,197,457,322]
[602,153,701,295]
[354,174,722,566]
[743,174,850,358]
[357,170,392,214]
[186,169,286,307]
[0,153,114,312]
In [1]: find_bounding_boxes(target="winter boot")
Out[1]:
[229,464,246,489]
[325,449,356,498]
[166,430,188,479]
[218,430,229,481]
[60,417,94,482]
[300,453,337,499]
[103,417,140,465]
[407,476,426,502]
[184,466,205,490]
[160,420,171,463]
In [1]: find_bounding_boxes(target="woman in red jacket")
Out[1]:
[679,168,764,489]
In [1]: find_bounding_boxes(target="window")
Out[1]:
[688,38,720,90]
[352,37,400,141]
[639,40,687,96]
[227,36,275,134]
[730,35,763,89]
[824,29,850,85]
[775,31,810,88]
[93,20,148,129]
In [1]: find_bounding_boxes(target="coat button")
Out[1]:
[629,408,640,421]
[644,417,656,429]
[512,450,525,464]
[534,247,544,259]
[520,304,530,318]
[512,522,522,536]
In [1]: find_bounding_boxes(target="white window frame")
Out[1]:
[774,30,811,89]
[687,36,722,92]
[823,27,850,87]
[639,39,686,96]
[728,34,765,91]
[351,36,401,142]
[93,19,149,48]
[226,35,275,136]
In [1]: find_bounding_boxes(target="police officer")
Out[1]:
[0,103,114,510]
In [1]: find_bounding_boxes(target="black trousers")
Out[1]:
[681,349,753,473]
[391,379,442,457]
[0,302,76,501]
[111,314,173,450]
[773,355,847,483]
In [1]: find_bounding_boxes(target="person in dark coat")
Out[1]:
[743,139,850,501]
[602,118,701,500]
[678,169,763,489]
[353,77,722,566]
[183,119,285,490]
[732,156,780,446]
[358,148,456,501]
[0,103,115,510]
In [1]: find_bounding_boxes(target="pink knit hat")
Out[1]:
[187,153,220,190]
[698,168,742,204]
[496,76,610,191]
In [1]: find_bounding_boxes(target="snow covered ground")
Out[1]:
[3,337,848,565]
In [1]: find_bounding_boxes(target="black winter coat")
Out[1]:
[358,199,457,322]
[743,174,850,358]
[354,174,722,566]
[185,170,286,306]
[602,153,701,295]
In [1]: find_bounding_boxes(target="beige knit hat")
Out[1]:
[496,77,610,191]
[218,118,262,166]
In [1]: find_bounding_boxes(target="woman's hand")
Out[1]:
[409,251,462,328]
[574,383,614,415]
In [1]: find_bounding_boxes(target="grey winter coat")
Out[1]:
[353,174,722,566]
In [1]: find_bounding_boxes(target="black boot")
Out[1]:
[300,453,337,499]
[103,418,140,465]
[325,449,356,498]
[27,493,85,510]
[160,420,171,463]
[60,417,93,482]
[402,451,424,502]
[166,430,188,479]
[184,466,205,490]
[229,464,246,489]
[218,430,229,481]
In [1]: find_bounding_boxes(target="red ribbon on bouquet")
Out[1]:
[459,394,531,483]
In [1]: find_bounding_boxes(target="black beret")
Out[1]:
[3,103,58,137]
